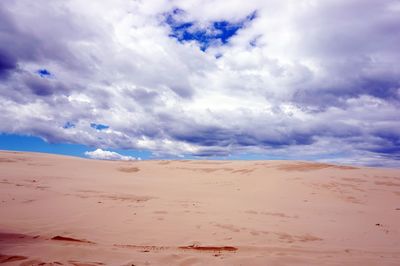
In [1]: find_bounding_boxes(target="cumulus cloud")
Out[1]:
[85,149,139,161]
[1,0,400,166]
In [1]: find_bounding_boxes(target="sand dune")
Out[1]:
[0,151,399,265]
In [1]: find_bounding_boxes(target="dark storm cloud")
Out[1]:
[190,147,231,157]
[24,75,70,96]
[0,49,17,78]
[172,126,233,147]
[292,77,400,111]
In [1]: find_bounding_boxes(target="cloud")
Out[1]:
[0,0,400,166]
[0,49,17,78]
[84,149,139,161]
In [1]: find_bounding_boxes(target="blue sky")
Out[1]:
[165,8,256,51]
[0,134,151,160]
[0,0,400,166]
[0,133,286,160]
[0,133,344,162]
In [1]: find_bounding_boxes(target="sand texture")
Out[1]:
[0,151,399,265]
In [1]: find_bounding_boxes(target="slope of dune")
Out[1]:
[0,151,399,265]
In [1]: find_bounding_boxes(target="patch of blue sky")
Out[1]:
[37,69,51,78]
[63,121,75,129]
[165,9,257,51]
[90,123,109,131]
[0,133,90,157]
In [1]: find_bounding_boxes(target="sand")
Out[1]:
[0,151,399,265]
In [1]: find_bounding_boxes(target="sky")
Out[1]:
[0,0,400,166]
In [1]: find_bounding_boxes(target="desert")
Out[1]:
[0,151,399,265]
[2,0,400,265]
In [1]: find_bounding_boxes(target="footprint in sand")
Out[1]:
[153,210,168,214]
[179,245,238,252]
[0,254,28,264]
[68,260,105,266]
[118,167,140,173]
[18,259,64,266]
[51,235,94,244]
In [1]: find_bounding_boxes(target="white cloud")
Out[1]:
[85,149,140,161]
